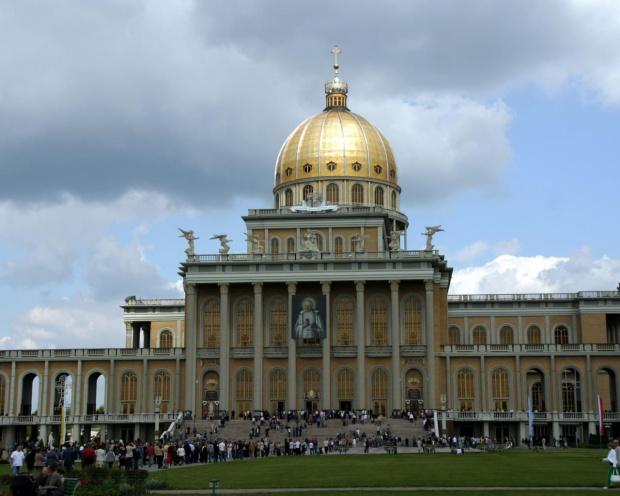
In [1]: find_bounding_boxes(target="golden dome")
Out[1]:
[273,48,400,210]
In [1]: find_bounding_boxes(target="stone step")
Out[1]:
[174,417,430,444]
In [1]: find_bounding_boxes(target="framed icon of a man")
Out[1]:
[291,295,327,340]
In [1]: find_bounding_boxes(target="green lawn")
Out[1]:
[149,449,609,491]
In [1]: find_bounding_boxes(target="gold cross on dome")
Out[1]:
[331,46,341,69]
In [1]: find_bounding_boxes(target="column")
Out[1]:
[108,359,115,413]
[550,355,558,440]
[9,361,16,416]
[184,283,198,415]
[74,360,82,443]
[287,282,297,409]
[175,358,181,411]
[321,281,331,410]
[480,356,486,410]
[355,281,365,410]
[586,354,593,413]
[515,356,521,411]
[445,356,452,410]
[125,322,133,348]
[389,280,401,410]
[253,282,264,411]
[425,280,436,409]
[219,283,230,411]
[142,359,148,413]
[42,361,50,416]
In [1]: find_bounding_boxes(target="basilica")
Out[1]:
[1,51,619,448]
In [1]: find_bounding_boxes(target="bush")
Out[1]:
[72,467,151,496]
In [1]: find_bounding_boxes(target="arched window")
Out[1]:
[527,326,542,344]
[374,186,384,206]
[326,183,339,203]
[334,237,344,256]
[448,326,461,345]
[271,238,280,255]
[285,189,293,206]
[335,298,354,345]
[492,369,509,411]
[236,299,254,347]
[561,368,581,412]
[457,369,474,411]
[554,325,569,344]
[269,299,287,346]
[370,298,388,345]
[236,370,253,414]
[472,326,487,345]
[269,369,286,407]
[499,326,514,345]
[403,296,422,345]
[351,184,364,204]
[303,185,314,201]
[121,372,138,414]
[159,330,173,348]
[337,369,354,400]
[371,369,389,416]
[531,381,544,412]
[154,371,171,413]
[204,299,220,347]
[286,238,295,253]
[391,191,397,209]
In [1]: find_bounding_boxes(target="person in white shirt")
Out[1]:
[600,442,618,489]
[10,445,25,476]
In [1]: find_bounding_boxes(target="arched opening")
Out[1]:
[303,369,320,412]
[337,369,354,412]
[236,370,253,415]
[86,372,106,415]
[374,186,384,206]
[326,183,339,203]
[20,373,39,416]
[403,296,422,345]
[351,184,364,204]
[202,371,220,420]
[154,371,172,414]
[285,189,293,206]
[405,369,424,414]
[371,368,389,416]
[269,369,286,413]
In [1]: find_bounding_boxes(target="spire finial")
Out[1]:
[331,46,341,73]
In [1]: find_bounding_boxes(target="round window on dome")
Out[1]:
[285,168,293,177]
[390,170,396,178]
[303,163,312,174]
[352,162,362,172]
[374,165,383,174]
[326,161,337,171]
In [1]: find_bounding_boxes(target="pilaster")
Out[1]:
[287,282,297,409]
[219,283,230,411]
[184,282,197,414]
[425,280,436,409]
[253,282,264,411]
[389,280,401,410]
[355,280,365,409]
[321,281,331,410]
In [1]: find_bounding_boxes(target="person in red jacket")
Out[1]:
[82,444,96,469]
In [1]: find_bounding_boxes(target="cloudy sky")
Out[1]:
[1,0,619,350]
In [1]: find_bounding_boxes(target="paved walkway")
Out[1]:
[152,487,604,494]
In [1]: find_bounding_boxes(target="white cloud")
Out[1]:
[452,238,520,263]
[8,302,125,350]
[362,97,513,204]
[451,247,620,295]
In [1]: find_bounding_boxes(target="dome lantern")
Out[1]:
[324,46,348,110]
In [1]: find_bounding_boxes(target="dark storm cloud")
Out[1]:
[1,0,618,210]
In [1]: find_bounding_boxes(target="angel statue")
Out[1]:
[244,232,263,254]
[210,234,233,254]
[389,230,405,251]
[178,228,199,255]
[352,233,370,253]
[422,225,444,250]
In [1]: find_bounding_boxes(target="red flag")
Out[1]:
[598,395,605,435]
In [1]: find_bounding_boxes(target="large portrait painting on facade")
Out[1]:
[291,295,327,340]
